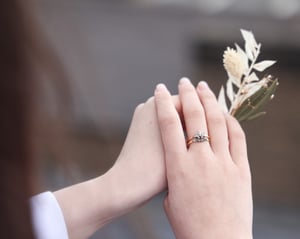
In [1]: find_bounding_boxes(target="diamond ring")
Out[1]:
[186,131,210,147]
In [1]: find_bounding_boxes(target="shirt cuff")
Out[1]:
[30,191,69,239]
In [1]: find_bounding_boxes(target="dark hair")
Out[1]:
[0,1,40,238]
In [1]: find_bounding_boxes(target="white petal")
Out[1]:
[218,86,228,113]
[241,29,258,52]
[241,29,257,45]
[235,43,249,71]
[226,79,234,103]
[245,42,254,61]
[246,72,260,83]
[253,60,276,72]
[227,72,241,87]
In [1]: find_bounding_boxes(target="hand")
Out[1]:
[154,78,253,239]
[54,96,180,239]
[109,97,170,211]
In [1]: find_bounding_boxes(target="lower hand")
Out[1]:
[109,97,168,212]
[54,96,181,239]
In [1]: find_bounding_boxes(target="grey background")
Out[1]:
[34,1,300,238]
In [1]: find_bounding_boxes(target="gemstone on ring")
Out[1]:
[186,131,210,147]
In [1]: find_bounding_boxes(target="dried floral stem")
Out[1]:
[230,44,261,114]
[219,29,278,122]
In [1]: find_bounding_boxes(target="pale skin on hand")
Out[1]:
[154,78,253,239]
[54,96,181,239]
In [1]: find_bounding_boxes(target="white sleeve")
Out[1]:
[30,191,69,239]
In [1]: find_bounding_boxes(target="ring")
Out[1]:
[186,131,210,147]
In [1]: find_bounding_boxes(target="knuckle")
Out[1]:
[232,127,246,141]
[227,115,246,140]
[186,108,203,119]
[159,114,178,129]
[201,91,221,109]
[201,89,216,101]
[209,114,225,126]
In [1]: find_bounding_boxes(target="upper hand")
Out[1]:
[154,78,253,239]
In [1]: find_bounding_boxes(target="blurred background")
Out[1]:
[34,0,300,238]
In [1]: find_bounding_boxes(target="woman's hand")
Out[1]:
[55,96,180,239]
[154,78,253,239]
[109,97,172,212]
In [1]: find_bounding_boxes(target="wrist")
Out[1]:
[90,166,138,221]
[54,171,121,239]
[107,156,166,215]
[107,162,149,214]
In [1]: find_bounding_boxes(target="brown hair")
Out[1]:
[0,0,73,235]
[0,1,43,238]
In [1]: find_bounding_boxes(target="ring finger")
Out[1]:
[178,78,209,150]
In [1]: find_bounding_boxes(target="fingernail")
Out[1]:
[179,77,191,85]
[155,83,167,93]
[197,81,209,90]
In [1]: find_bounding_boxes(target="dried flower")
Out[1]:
[223,47,247,80]
[218,29,279,122]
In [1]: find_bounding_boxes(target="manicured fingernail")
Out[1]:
[155,83,167,93]
[179,77,191,85]
[197,81,209,90]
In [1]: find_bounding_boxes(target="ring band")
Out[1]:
[186,131,210,147]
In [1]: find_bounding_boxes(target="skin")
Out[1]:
[154,78,253,239]
[54,96,181,239]
[54,78,253,239]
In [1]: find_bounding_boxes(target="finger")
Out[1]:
[171,95,185,131]
[171,95,181,113]
[154,84,186,162]
[197,81,229,156]
[225,114,248,166]
[178,78,208,149]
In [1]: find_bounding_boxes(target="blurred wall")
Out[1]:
[36,0,195,132]
[35,0,300,206]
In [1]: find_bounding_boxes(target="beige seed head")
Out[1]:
[223,47,246,79]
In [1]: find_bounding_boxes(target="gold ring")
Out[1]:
[186,131,210,147]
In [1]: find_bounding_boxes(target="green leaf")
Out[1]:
[233,86,267,121]
[233,77,278,122]
[246,111,266,121]
[242,78,278,119]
